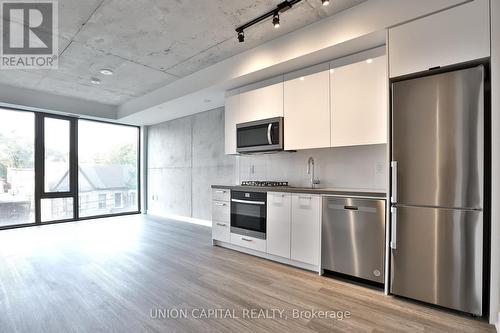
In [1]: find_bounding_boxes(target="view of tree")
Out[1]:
[0,133,34,178]
[80,143,137,166]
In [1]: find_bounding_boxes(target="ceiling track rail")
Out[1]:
[235,0,330,42]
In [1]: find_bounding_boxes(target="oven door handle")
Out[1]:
[231,199,266,205]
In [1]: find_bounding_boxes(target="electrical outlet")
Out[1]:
[375,162,385,175]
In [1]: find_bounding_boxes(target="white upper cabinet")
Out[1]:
[389,0,490,78]
[284,63,330,151]
[330,53,388,147]
[224,77,283,154]
[239,77,283,122]
[267,192,292,259]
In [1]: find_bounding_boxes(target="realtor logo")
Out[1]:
[1,0,58,69]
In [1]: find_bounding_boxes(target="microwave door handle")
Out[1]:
[267,123,272,145]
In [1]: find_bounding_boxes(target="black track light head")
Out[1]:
[273,13,280,28]
[235,0,307,44]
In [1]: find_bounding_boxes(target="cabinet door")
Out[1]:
[331,55,387,147]
[224,91,240,155]
[291,194,321,266]
[388,0,490,78]
[239,77,283,123]
[266,192,292,258]
[284,64,330,150]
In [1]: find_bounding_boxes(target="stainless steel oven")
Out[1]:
[236,117,283,153]
[230,191,267,239]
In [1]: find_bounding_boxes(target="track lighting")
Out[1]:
[236,0,330,42]
[273,12,280,28]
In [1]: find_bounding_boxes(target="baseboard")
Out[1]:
[146,211,211,227]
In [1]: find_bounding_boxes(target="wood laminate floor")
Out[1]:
[0,214,495,333]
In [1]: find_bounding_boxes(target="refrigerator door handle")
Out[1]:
[391,161,398,204]
[390,207,397,249]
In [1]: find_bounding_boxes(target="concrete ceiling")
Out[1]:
[0,0,366,106]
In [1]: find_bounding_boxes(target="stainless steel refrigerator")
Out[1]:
[390,65,485,315]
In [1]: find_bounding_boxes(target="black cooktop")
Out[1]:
[240,181,289,187]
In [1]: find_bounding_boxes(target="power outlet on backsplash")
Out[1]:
[375,162,385,175]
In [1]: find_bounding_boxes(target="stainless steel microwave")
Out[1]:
[236,117,283,153]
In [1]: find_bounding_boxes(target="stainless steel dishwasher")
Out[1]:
[322,196,386,283]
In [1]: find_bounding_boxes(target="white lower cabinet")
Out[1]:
[212,189,230,242]
[266,192,292,258]
[212,221,230,243]
[290,194,321,266]
[212,188,321,271]
[212,201,230,222]
[230,233,266,252]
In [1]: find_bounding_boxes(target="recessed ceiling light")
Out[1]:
[300,77,305,81]
[91,78,101,85]
[322,0,330,6]
[366,58,373,64]
[330,69,335,74]
[99,68,113,75]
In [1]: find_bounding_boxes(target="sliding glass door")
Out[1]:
[0,109,35,227]
[0,107,140,229]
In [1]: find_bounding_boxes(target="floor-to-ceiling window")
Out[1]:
[0,107,140,229]
[39,115,77,223]
[78,120,139,218]
[0,110,35,227]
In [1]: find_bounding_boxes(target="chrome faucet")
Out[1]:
[307,157,320,189]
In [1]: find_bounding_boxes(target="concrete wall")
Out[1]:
[147,107,386,221]
[490,0,500,328]
[147,107,236,220]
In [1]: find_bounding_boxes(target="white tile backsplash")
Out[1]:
[238,144,387,190]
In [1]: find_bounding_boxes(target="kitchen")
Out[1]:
[0,0,499,332]
[149,0,494,328]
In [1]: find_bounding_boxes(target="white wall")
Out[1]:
[490,0,500,328]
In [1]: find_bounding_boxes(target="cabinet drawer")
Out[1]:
[212,221,230,242]
[230,233,266,252]
[212,201,230,222]
[212,188,230,202]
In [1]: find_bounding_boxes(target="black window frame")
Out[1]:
[0,106,141,230]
